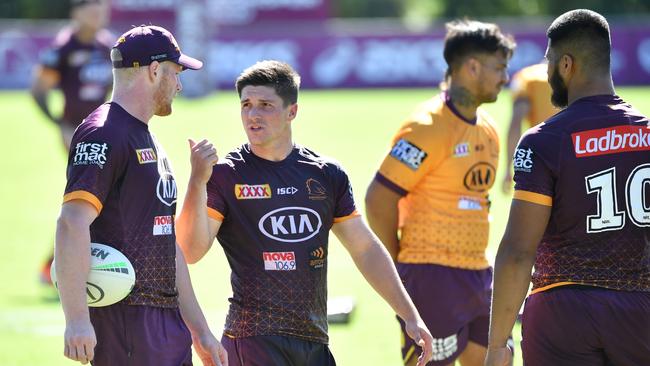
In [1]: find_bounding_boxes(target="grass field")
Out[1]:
[1,87,648,366]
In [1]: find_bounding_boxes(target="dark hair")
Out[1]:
[235,60,301,106]
[546,9,611,72]
[443,19,515,76]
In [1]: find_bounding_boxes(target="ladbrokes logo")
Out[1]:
[258,207,323,243]
[136,148,157,164]
[235,184,271,199]
[309,246,326,270]
[463,162,495,192]
[390,138,428,170]
[572,125,650,157]
[73,141,110,169]
[262,251,296,271]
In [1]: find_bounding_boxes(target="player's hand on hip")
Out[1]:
[191,330,228,366]
[484,346,513,366]
[188,138,219,184]
[63,318,96,364]
[404,318,434,366]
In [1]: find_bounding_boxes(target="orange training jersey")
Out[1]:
[376,93,499,270]
[510,63,557,127]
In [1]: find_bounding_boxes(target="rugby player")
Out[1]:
[365,19,515,366]
[486,9,650,366]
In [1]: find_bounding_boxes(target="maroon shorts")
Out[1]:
[89,303,192,366]
[221,334,336,366]
[522,286,650,366]
[396,263,495,365]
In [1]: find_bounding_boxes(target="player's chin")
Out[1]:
[155,105,173,117]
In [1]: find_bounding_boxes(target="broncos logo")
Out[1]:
[306,178,327,200]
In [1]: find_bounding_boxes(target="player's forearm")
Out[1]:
[353,240,419,322]
[55,214,92,323]
[488,241,535,347]
[176,179,211,263]
[175,245,211,335]
[30,89,58,124]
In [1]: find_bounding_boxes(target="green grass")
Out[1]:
[1,87,648,365]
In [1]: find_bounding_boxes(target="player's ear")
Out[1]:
[466,57,481,78]
[148,61,160,82]
[288,103,298,120]
[558,54,574,79]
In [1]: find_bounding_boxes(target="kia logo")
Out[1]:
[157,173,177,207]
[258,207,323,243]
[463,162,496,192]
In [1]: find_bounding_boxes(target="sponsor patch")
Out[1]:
[457,196,482,210]
[153,215,173,236]
[306,178,327,200]
[72,141,110,169]
[453,142,470,157]
[277,186,298,195]
[309,246,326,270]
[572,125,650,157]
[235,184,272,199]
[263,251,296,271]
[136,148,158,164]
[157,173,177,207]
[390,138,428,170]
[513,148,534,173]
[431,334,458,362]
[258,206,323,243]
[463,162,495,192]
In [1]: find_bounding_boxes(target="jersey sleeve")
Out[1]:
[206,165,228,222]
[38,45,62,72]
[376,121,445,195]
[512,128,558,206]
[63,126,126,213]
[332,164,360,223]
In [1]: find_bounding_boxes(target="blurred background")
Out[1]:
[0,1,649,365]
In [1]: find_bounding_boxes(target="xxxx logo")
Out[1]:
[235,184,272,200]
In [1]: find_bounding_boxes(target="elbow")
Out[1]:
[177,240,202,265]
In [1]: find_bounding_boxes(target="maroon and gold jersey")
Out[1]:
[206,144,359,344]
[39,27,113,127]
[375,93,500,269]
[513,95,650,293]
[509,63,557,127]
[63,102,179,308]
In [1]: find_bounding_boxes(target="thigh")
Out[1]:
[599,291,650,365]
[92,304,192,366]
[521,289,605,366]
[397,264,491,365]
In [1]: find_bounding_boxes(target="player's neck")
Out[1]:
[74,26,97,44]
[568,76,616,106]
[112,92,154,125]
[447,84,479,121]
[250,140,294,162]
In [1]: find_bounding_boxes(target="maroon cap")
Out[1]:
[112,25,203,71]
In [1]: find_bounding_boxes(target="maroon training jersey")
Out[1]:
[39,27,113,127]
[63,102,179,308]
[206,144,359,344]
[512,95,650,294]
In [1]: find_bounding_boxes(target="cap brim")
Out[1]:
[176,54,203,70]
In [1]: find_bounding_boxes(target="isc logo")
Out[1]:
[258,207,323,243]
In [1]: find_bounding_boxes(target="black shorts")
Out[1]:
[222,334,336,366]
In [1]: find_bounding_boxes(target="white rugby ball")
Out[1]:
[51,243,136,307]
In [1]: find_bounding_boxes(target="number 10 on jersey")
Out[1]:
[585,164,650,233]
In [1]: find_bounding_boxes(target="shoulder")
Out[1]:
[295,146,347,175]
[74,104,127,145]
[52,27,74,49]
[96,29,115,47]
[217,144,250,171]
